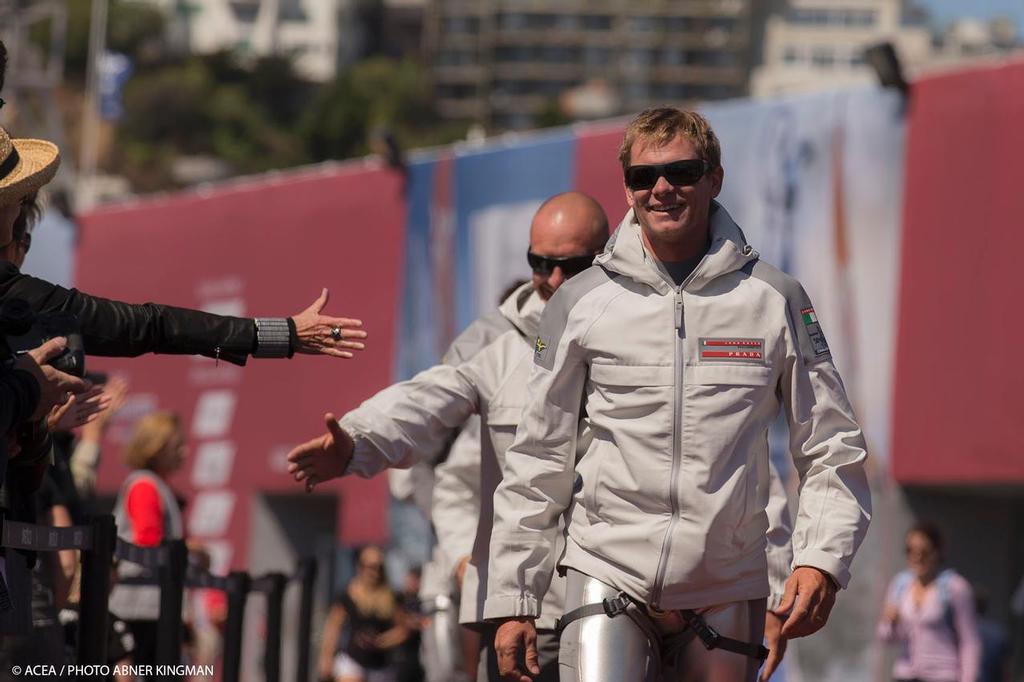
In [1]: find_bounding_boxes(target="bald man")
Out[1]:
[287,192,609,680]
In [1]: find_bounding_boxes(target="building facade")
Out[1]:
[751,0,932,96]
[752,0,1021,97]
[427,0,768,130]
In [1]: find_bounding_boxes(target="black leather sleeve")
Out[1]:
[0,367,40,436]
[0,263,256,366]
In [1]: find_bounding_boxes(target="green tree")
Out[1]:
[63,0,166,78]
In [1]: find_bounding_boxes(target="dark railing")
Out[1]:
[0,514,319,681]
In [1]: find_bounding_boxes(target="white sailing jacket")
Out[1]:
[339,284,570,629]
[483,203,871,617]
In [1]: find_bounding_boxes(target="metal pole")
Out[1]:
[155,539,189,671]
[76,0,108,211]
[263,573,287,682]
[222,571,250,682]
[78,514,115,665]
[295,558,317,682]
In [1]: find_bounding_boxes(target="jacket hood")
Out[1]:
[498,281,544,340]
[595,200,758,294]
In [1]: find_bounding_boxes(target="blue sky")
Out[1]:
[917,0,1024,29]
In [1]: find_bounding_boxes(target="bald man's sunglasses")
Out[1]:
[527,251,595,278]
[624,158,712,191]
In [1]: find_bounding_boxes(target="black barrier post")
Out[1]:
[264,573,287,682]
[156,539,189,670]
[79,514,116,665]
[295,558,317,682]
[222,571,251,682]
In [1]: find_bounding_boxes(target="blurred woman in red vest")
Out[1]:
[108,412,187,673]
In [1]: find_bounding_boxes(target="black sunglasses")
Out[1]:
[527,251,594,278]
[624,158,712,191]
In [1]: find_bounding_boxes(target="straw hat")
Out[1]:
[0,126,60,206]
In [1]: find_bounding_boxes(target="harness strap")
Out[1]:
[555,593,768,662]
[679,609,769,661]
[555,592,632,635]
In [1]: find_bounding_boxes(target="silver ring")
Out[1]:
[330,326,342,341]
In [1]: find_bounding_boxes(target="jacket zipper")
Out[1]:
[652,287,685,607]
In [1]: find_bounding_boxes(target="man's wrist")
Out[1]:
[800,565,840,591]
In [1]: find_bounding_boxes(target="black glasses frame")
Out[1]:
[624,158,712,191]
[526,251,595,278]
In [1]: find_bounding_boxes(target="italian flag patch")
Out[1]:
[800,307,830,356]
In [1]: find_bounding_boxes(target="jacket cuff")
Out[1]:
[253,318,291,358]
[483,593,541,621]
[793,549,850,589]
[338,416,389,478]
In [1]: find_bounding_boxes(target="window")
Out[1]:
[662,47,685,65]
[583,46,611,67]
[811,47,835,67]
[783,46,800,63]
[498,12,527,30]
[554,14,578,30]
[581,15,612,30]
[629,16,656,32]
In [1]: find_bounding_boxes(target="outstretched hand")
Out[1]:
[47,386,110,431]
[775,566,837,639]
[291,288,367,358]
[286,413,355,491]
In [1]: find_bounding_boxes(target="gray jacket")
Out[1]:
[340,284,572,627]
[483,203,871,619]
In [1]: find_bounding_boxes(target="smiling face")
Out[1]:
[623,134,723,262]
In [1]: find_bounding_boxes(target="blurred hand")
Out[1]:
[80,376,129,440]
[760,610,788,681]
[291,288,368,358]
[495,618,539,682]
[47,386,110,431]
[286,413,355,491]
[776,566,837,639]
[882,602,900,626]
[15,337,92,420]
[453,555,470,590]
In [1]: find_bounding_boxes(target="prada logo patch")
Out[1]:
[800,308,830,356]
[699,337,765,364]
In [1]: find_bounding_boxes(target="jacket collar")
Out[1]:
[499,281,544,340]
[595,200,757,295]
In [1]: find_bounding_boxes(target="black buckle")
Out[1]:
[688,617,722,650]
[602,593,631,618]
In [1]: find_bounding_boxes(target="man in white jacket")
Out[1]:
[483,108,871,682]
[287,192,610,681]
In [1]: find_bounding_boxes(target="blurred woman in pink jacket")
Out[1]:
[878,523,981,682]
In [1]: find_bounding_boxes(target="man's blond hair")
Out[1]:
[121,411,180,471]
[618,108,722,172]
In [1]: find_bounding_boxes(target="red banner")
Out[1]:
[76,162,407,569]
[892,59,1024,484]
